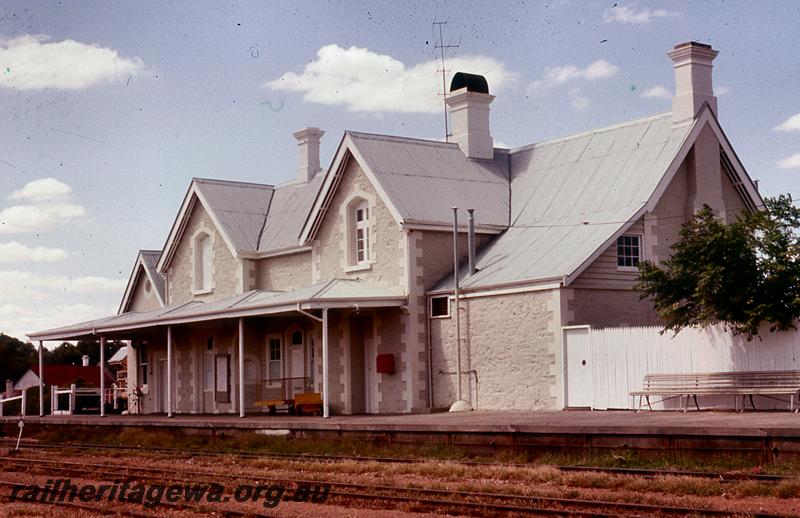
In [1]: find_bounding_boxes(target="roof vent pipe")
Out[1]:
[467,209,476,276]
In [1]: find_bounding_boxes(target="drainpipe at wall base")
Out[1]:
[322,308,330,418]
[426,297,434,409]
[100,336,106,417]
[449,206,472,413]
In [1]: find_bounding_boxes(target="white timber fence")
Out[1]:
[0,388,27,417]
[564,324,800,411]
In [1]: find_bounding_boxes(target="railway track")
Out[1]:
[1,454,793,517]
[1,438,790,483]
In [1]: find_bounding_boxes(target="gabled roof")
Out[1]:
[28,279,406,341]
[118,250,166,313]
[301,132,511,243]
[433,108,762,292]
[108,346,127,364]
[157,177,324,271]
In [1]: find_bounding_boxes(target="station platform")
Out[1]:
[3,410,800,463]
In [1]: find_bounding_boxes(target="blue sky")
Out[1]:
[0,1,798,341]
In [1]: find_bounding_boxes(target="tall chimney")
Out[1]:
[82,354,90,367]
[4,380,12,396]
[446,72,495,159]
[293,127,325,182]
[667,42,719,124]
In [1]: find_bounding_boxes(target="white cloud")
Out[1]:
[0,270,125,301]
[641,85,672,100]
[267,44,514,114]
[1,178,87,234]
[9,177,71,202]
[777,153,800,170]
[714,85,731,96]
[774,113,800,133]
[528,59,619,95]
[0,302,114,342]
[0,203,87,234]
[569,88,590,111]
[0,241,67,262]
[0,34,144,90]
[602,5,675,24]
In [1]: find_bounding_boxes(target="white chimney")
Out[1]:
[667,41,719,124]
[82,354,90,367]
[293,127,325,182]
[446,72,495,160]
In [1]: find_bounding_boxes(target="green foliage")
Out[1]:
[637,196,800,339]
[0,333,36,385]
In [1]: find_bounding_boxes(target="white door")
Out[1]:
[364,339,377,413]
[565,327,592,408]
[157,358,168,413]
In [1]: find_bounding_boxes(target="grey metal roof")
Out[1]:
[347,132,510,228]
[139,250,165,303]
[108,346,127,364]
[258,174,324,251]
[193,178,274,252]
[193,177,323,254]
[434,112,694,291]
[28,279,406,341]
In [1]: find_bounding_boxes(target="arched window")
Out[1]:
[194,232,213,292]
[346,198,371,266]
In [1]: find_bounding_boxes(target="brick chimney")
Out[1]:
[4,380,12,396]
[446,72,495,160]
[82,354,90,367]
[667,42,719,124]
[293,127,325,182]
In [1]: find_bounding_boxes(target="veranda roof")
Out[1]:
[28,279,405,342]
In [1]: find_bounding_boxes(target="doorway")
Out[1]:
[564,326,592,408]
[156,358,168,413]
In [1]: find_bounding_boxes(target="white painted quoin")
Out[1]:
[28,41,766,415]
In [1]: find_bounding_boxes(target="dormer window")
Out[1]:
[193,231,213,293]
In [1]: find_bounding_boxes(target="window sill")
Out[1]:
[193,287,214,296]
[344,262,374,273]
[430,314,451,320]
[616,266,640,273]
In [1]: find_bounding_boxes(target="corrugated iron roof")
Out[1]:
[434,112,694,290]
[28,279,405,341]
[258,175,324,251]
[347,132,510,228]
[193,178,274,252]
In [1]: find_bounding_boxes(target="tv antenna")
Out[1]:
[434,21,459,142]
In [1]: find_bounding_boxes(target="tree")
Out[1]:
[47,340,124,366]
[0,333,37,385]
[636,196,800,339]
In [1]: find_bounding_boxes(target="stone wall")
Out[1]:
[312,158,406,293]
[166,199,241,305]
[257,251,312,291]
[430,289,560,411]
[126,270,162,312]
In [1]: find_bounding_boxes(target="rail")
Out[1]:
[0,388,26,417]
[50,383,124,415]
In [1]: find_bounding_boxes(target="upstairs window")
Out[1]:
[354,201,370,264]
[616,235,641,269]
[193,232,213,292]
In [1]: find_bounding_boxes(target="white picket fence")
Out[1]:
[572,324,800,410]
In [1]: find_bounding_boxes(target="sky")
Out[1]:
[0,1,799,342]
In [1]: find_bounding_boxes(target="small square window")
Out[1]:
[616,235,641,268]
[430,296,450,318]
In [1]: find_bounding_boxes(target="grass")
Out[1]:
[26,427,800,479]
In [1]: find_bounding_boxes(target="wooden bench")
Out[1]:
[255,392,322,416]
[630,371,800,413]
